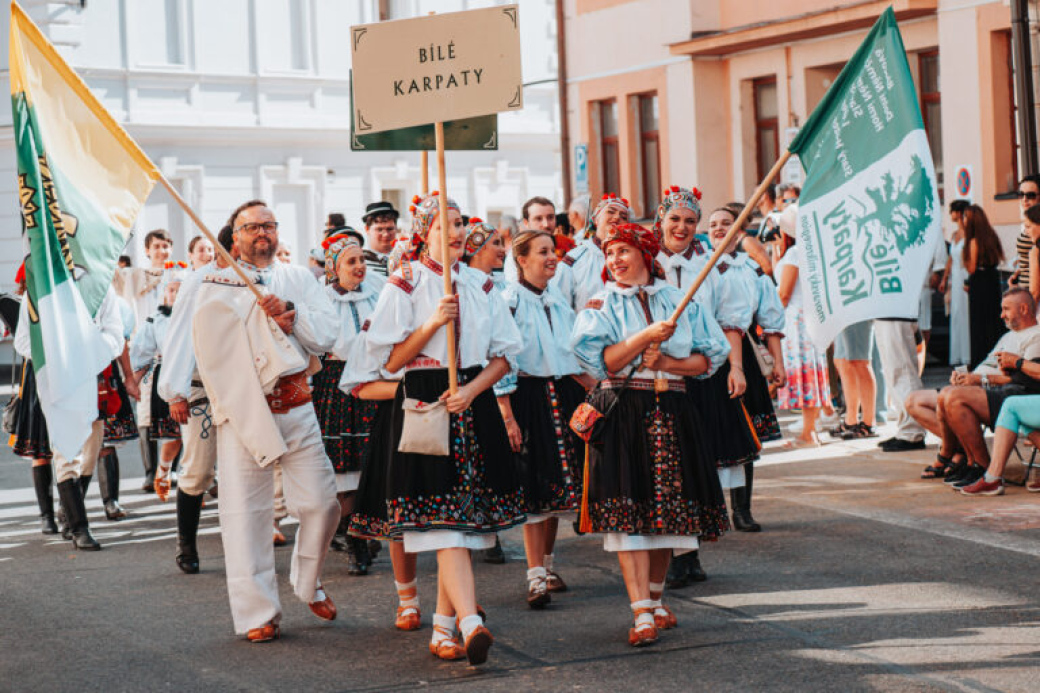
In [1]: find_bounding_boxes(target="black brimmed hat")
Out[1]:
[362,201,400,224]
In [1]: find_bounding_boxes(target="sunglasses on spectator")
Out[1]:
[1017,191,1039,200]
[782,197,798,204]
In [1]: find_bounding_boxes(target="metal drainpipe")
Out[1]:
[1012,0,1038,176]
[556,0,573,207]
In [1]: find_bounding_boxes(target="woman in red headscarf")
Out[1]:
[569,223,730,647]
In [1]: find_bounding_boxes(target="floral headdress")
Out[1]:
[652,185,703,239]
[600,222,665,283]
[463,217,498,258]
[322,229,363,283]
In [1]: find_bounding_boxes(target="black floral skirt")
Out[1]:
[686,362,761,469]
[349,399,396,540]
[313,357,379,475]
[742,335,781,443]
[583,386,729,541]
[384,367,526,535]
[146,362,179,440]
[11,360,51,460]
[510,375,586,516]
[103,363,139,444]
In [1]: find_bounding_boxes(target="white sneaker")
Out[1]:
[818,411,840,429]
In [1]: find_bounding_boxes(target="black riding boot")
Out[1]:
[32,464,58,534]
[175,489,203,574]
[98,450,127,520]
[78,474,92,498]
[57,479,101,550]
[139,429,157,492]
[730,463,761,532]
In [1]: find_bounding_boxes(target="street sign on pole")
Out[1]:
[351,5,523,134]
[575,144,588,193]
[954,164,973,201]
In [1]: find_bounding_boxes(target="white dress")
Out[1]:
[949,238,971,366]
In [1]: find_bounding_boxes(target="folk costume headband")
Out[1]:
[322,229,364,283]
[601,222,665,282]
[409,191,461,243]
[463,218,498,258]
[589,193,632,235]
[653,185,703,238]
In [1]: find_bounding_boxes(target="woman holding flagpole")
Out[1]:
[359,192,525,665]
[570,222,729,647]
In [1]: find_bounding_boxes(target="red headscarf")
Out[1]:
[601,222,665,283]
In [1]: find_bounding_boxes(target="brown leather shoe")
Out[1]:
[395,606,421,631]
[429,626,465,661]
[309,586,337,621]
[628,608,659,647]
[653,605,677,630]
[546,570,568,593]
[463,625,494,665]
[527,576,551,609]
[246,621,280,643]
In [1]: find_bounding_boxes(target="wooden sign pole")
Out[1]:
[421,150,429,194]
[434,122,459,394]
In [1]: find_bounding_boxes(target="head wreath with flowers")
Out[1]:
[601,222,665,283]
[590,193,632,233]
[463,217,499,259]
[407,191,461,255]
[322,229,363,283]
[652,185,703,239]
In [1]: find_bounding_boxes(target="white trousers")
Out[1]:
[52,420,105,483]
[136,369,153,429]
[216,404,339,634]
[177,385,218,496]
[873,320,926,442]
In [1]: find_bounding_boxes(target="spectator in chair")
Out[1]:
[960,393,1040,496]
[907,288,1040,487]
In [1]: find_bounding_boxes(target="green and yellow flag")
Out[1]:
[11,2,159,458]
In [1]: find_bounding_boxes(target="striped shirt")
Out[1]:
[1016,226,1032,285]
[363,249,389,277]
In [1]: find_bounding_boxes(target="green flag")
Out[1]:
[11,3,158,458]
[788,8,941,348]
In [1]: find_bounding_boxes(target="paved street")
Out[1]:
[2,415,1039,693]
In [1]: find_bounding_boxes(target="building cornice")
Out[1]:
[669,0,938,57]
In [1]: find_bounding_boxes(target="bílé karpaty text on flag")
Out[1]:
[788,7,942,349]
[10,2,159,459]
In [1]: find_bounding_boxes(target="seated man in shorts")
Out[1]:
[904,288,1040,484]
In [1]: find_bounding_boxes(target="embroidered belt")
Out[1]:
[266,372,312,414]
[602,376,685,393]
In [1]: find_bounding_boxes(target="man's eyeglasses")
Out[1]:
[1017,191,1039,201]
[782,197,798,205]
[235,221,279,235]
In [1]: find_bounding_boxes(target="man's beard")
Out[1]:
[249,238,276,262]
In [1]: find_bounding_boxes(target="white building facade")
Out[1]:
[0,0,563,287]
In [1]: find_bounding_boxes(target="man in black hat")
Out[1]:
[361,201,399,277]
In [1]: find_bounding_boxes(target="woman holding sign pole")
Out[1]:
[570,223,729,647]
[359,192,525,665]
